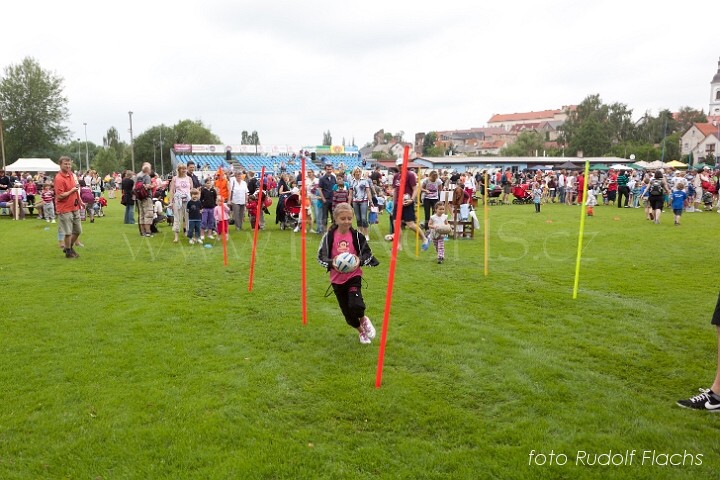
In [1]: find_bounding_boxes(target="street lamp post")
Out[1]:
[128,111,135,172]
[83,123,89,172]
[77,138,81,165]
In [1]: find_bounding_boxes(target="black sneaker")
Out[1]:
[69,248,80,258]
[677,390,720,411]
[64,248,77,259]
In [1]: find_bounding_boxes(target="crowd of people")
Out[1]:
[4,157,720,260]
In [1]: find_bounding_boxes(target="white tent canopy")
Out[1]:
[4,158,60,172]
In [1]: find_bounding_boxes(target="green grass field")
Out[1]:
[1,198,719,479]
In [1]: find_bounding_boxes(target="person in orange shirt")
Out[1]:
[53,156,83,258]
[214,168,229,201]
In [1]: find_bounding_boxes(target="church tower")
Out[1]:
[711,57,720,117]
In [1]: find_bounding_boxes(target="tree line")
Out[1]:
[0,57,264,174]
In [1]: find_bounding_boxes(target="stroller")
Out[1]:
[702,191,714,211]
[280,193,301,230]
[93,196,107,217]
[511,184,533,204]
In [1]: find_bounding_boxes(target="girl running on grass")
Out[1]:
[317,203,379,345]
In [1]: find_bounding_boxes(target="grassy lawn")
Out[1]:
[1,198,719,479]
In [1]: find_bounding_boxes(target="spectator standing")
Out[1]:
[186,161,201,188]
[229,171,248,231]
[317,162,336,234]
[135,163,154,237]
[170,164,193,242]
[54,156,83,258]
[121,171,135,224]
[348,167,371,240]
[421,170,443,229]
[200,178,217,239]
[617,170,630,208]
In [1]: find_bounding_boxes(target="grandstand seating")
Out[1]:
[174,154,365,174]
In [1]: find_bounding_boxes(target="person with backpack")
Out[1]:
[79,180,96,223]
[648,170,670,224]
[135,163,155,237]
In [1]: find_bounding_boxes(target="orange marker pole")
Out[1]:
[248,166,265,292]
[221,197,228,266]
[301,157,308,325]
[375,145,410,389]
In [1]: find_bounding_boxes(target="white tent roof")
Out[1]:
[4,158,60,172]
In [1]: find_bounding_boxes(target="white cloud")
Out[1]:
[1,0,717,149]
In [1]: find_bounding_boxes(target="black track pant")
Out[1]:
[332,276,366,329]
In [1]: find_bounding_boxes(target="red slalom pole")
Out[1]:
[301,157,308,326]
[248,166,265,292]
[221,197,228,266]
[375,145,410,388]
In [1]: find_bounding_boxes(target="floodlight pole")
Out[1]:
[83,122,89,172]
[128,111,135,172]
[0,113,6,169]
[159,125,164,177]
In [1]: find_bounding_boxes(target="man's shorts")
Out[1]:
[138,198,154,225]
[58,210,82,236]
[401,203,417,222]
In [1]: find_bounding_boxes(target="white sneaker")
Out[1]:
[208,234,215,239]
[51,219,56,223]
[362,316,376,340]
[200,235,205,241]
[293,226,300,232]
[189,238,195,245]
[46,218,50,223]
[358,330,371,344]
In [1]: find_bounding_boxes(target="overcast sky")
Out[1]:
[3,0,718,149]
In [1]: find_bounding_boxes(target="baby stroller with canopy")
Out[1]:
[511,184,533,204]
[280,192,301,230]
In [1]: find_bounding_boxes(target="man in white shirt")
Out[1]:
[229,171,249,230]
[557,170,567,204]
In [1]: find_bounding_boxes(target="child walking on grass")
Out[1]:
[318,203,380,345]
[671,181,687,226]
[214,196,231,241]
[427,202,449,264]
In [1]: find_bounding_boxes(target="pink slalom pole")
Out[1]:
[301,157,308,326]
[248,166,265,292]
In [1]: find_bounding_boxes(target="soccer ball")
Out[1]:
[333,252,359,273]
[384,234,394,242]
